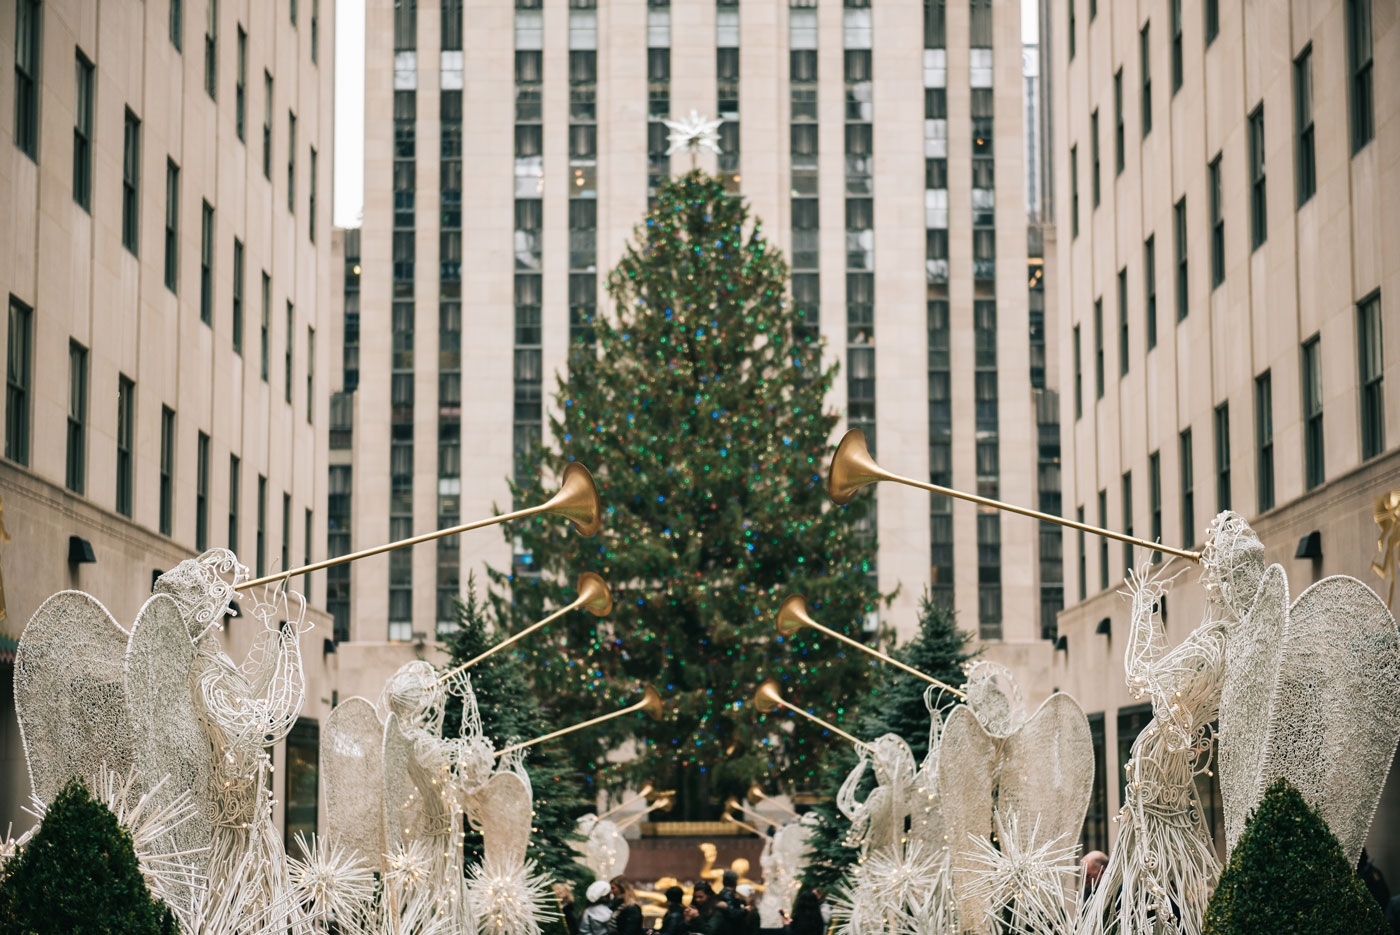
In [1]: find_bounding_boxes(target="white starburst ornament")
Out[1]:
[663,109,723,157]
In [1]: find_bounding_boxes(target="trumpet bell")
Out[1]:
[827,429,889,506]
[543,462,604,536]
[776,594,813,637]
[577,572,613,617]
[754,679,783,714]
[638,683,665,721]
[747,783,767,803]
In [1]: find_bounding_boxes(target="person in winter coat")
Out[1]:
[579,880,615,935]
[658,885,689,935]
[714,870,750,935]
[553,882,581,934]
[609,876,644,935]
[779,889,824,935]
[688,884,723,935]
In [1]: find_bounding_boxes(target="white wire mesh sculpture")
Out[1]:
[958,813,1080,935]
[756,816,814,929]
[572,813,630,879]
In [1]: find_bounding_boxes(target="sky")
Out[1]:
[332,0,1040,229]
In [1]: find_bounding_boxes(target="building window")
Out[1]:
[285,302,294,404]
[1083,714,1108,854]
[1249,106,1266,249]
[256,474,266,576]
[311,0,319,63]
[281,492,291,575]
[200,201,214,324]
[1073,323,1082,419]
[1094,298,1104,399]
[235,26,246,140]
[395,0,417,50]
[1174,197,1188,320]
[1302,335,1324,488]
[5,297,32,465]
[1122,471,1134,575]
[1180,427,1194,546]
[1097,489,1108,591]
[123,110,141,254]
[116,375,134,516]
[285,718,318,852]
[1205,0,1218,45]
[1214,403,1230,512]
[232,239,243,354]
[170,0,182,50]
[1255,371,1274,512]
[308,147,317,241]
[1149,450,1162,564]
[165,160,180,292]
[160,407,175,536]
[1068,0,1075,60]
[1090,109,1100,208]
[1114,70,1124,176]
[260,272,270,381]
[228,454,239,555]
[1294,47,1314,206]
[287,112,296,212]
[1359,292,1384,460]
[1070,145,1079,238]
[1170,0,1182,93]
[204,0,217,99]
[1118,269,1129,376]
[1076,505,1087,601]
[66,342,87,494]
[263,71,273,179]
[1145,235,1156,349]
[1117,705,1154,804]
[1140,23,1152,137]
[195,431,209,550]
[14,0,40,160]
[306,326,315,423]
[1347,0,1373,153]
[1209,156,1224,288]
[74,52,94,210]
[303,507,312,594]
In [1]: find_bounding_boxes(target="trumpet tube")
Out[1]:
[595,784,655,822]
[721,813,764,836]
[753,679,870,749]
[726,798,781,829]
[747,784,801,820]
[438,572,611,684]
[828,428,1201,562]
[495,684,664,757]
[615,798,670,830]
[242,461,602,590]
[776,595,966,699]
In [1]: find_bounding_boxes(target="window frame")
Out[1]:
[1293,45,1315,206]
[73,50,95,210]
[1209,155,1224,288]
[1255,370,1274,512]
[13,0,41,160]
[1248,104,1267,249]
[1358,291,1384,460]
[66,340,88,494]
[1302,335,1324,489]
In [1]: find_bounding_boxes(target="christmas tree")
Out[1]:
[802,593,974,891]
[442,575,592,891]
[492,169,884,810]
[0,778,177,935]
[1203,778,1387,935]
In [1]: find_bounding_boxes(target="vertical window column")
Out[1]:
[389,73,416,640]
[438,22,464,633]
[647,1,671,202]
[1358,293,1384,459]
[66,342,88,494]
[926,0,951,611]
[790,0,819,343]
[1030,222,1061,639]
[568,3,597,347]
[844,0,875,566]
[716,0,739,191]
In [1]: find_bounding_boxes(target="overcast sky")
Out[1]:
[333,0,1039,229]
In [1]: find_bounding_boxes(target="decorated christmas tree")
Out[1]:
[802,593,974,890]
[0,778,177,935]
[1203,778,1387,935]
[492,169,884,810]
[442,575,592,891]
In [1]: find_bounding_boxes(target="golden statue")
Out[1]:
[1373,490,1400,607]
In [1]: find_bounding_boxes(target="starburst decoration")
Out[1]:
[287,833,377,921]
[663,109,724,156]
[828,841,951,935]
[958,812,1080,935]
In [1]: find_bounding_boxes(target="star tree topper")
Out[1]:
[663,109,724,158]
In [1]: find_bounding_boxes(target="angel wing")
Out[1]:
[936,705,996,928]
[14,590,134,803]
[471,769,534,868]
[323,697,388,868]
[383,712,453,854]
[1262,575,1400,865]
[996,691,1094,853]
[1218,562,1289,852]
[124,593,216,909]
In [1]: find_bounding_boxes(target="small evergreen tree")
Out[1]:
[803,593,974,891]
[1203,778,1387,935]
[443,575,592,891]
[491,169,883,806]
[0,778,176,935]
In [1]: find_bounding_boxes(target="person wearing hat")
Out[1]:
[579,880,615,935]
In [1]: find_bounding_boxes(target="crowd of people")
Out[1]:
[555,871,830,935]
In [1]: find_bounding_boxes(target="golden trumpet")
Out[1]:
[747,783,801,821]
[496,684,664,758]
[616,797,672,830]
[725,797,780,829]
[438,572,611,683]
[721,811,764,836]
[777,594,965,699]
[244,461,603,590]
[828,428,1200,562]
[595,783,655,822]
[753,678,869,749]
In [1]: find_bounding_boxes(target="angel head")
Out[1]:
[963,661,1026,738]
[381,661,445,729]
[869,734,917,788]
[1201,511,1266,621]
[152,548,249,641]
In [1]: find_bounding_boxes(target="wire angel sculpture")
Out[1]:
[571,812,630,880]
[756,814,815,929]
